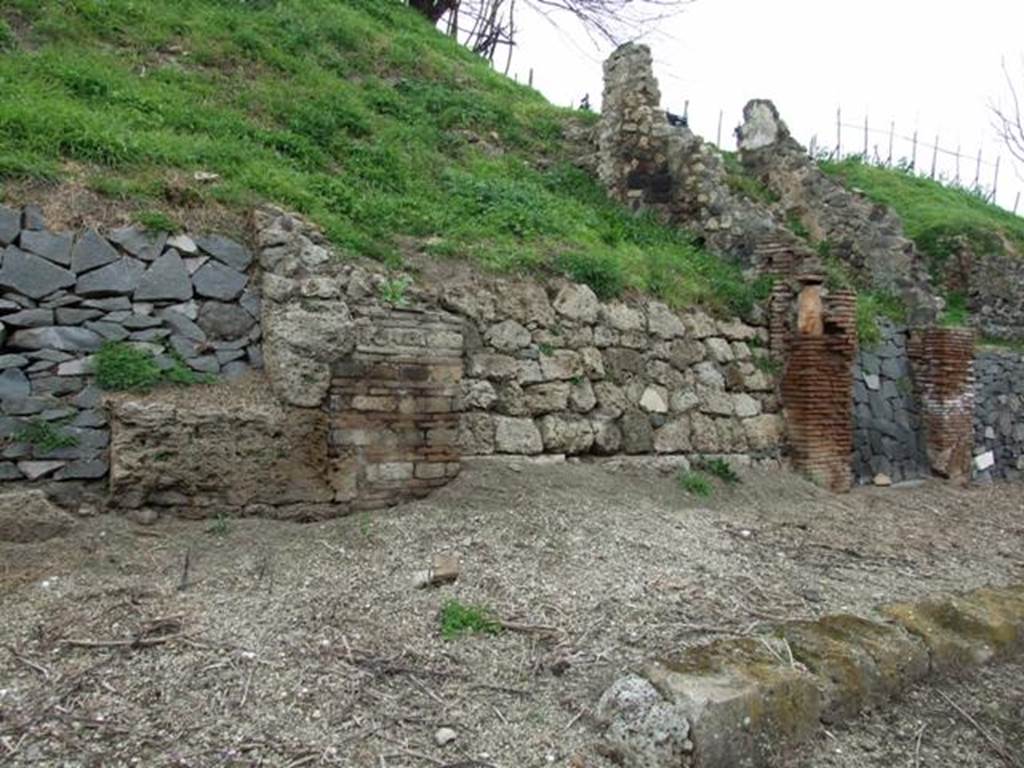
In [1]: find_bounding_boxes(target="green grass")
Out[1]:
[93,341,208,391]
[678,470,713,497]
[856,291,906,347]
[12,419,78,453]
[940,291,969,327]
[0,0,765,316]
[698,457,740,484]
[439,599,502,639]
[821,157,1024,286]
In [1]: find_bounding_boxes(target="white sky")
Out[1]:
[501,0,1024,213]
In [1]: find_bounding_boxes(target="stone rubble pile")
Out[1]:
[0,205,261,483]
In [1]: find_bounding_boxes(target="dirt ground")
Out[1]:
[1,461,1023,767]
[792,660,1024,768]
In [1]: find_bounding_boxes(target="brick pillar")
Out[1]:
[327,309,464,511]
[781,287,857,492]
[907,327,975,481]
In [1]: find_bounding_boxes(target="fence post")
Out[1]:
[809,135,817,159]
[974,148,982,188]
[993,156,1001,201]
[528,68,534,87]
[911,130,918,171]
[836,107,842,159]
[863,114,869,158]
[955,144,961,184]
[887,121,895,166]
[930,135,939,179]
[716,109,723,147]
[1014,191,1021,214]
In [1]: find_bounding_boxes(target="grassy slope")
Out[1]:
[821,158,1024,276]
[0,0,767,315]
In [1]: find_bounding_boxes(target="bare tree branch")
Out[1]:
[408,0,691,67]
[992,56,1024,177]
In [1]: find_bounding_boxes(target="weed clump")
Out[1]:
[678,470,712,498]
[13,419,78,453]
[94,342,209,391]
[439,599,502,639]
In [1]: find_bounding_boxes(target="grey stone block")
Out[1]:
[0,368,30,399]
[0,247,77,299]
[108,226,166,260]
[0,206,19,245]
[76,257,145,296]
[31,376,84,396]
[72,386,101,409]
[55,307,102,325]
[2,397,55,416]
[134,249,193,301]
[120,313,163,329]
[0,354,28,370]
[192,260,248,300]
[21,206,45,231]
[85,321,129,341]
[158,308,206,341]
[19,230,73,266]
[10,326,103,352]
[187,355,220,374]
[55,459,109,480]
[198,300,255,340]
[71,228,121,273]
[195,234,252,271]
[3,308,54,327]
[82,297,131,311]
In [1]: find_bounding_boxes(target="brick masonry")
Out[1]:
[327,309,463,511]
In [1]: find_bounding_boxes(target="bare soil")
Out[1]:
[1,461,1023,767]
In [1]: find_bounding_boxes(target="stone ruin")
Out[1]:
[0,43,1023,530]
[593,42,1021,490]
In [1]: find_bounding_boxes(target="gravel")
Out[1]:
[1,461,1022,767]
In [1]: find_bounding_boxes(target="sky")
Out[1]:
[499,0,1024,213]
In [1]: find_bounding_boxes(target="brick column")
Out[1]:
[781,287,857,492]
[908,327,975,481]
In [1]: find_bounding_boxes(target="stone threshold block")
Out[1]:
[598,582,1024,768]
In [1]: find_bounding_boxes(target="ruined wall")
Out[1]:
[596,44,806,269]
[0,205,260,485]
[737,101,935,313]
[257,209,784,471]
[852,323,927,484]
[953,241,1024,342]
[973,348,1024,481]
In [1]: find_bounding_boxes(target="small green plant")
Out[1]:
[786,211,811,241]
[538,342,554,356]
[378,276,412,306]
[206,514,230,536]
[856,292,906,347]
[752,354,781,375]
[0,20,15,52]
[358,511,373,539]
[439,599,502,640]
[13,419,79,454]
[94,342,210,391]
[556,251,625,299]
[699,457,740,484]
[940,292,969,327]
[677,470,712,498]
[136,209,179,233]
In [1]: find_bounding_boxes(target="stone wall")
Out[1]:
[0,205,260,484]
[596,44,809,270]
[736,101,937,321]
[852,323,927,484]
[258,208,785,471]
[973,348,1024,481]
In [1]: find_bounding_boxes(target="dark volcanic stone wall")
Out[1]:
[0,204,261,483]
[852,323,927,484]
[973,349,1024,481]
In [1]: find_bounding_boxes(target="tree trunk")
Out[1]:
[409,0,457,24]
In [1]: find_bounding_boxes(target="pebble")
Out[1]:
[434,727,457,747]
